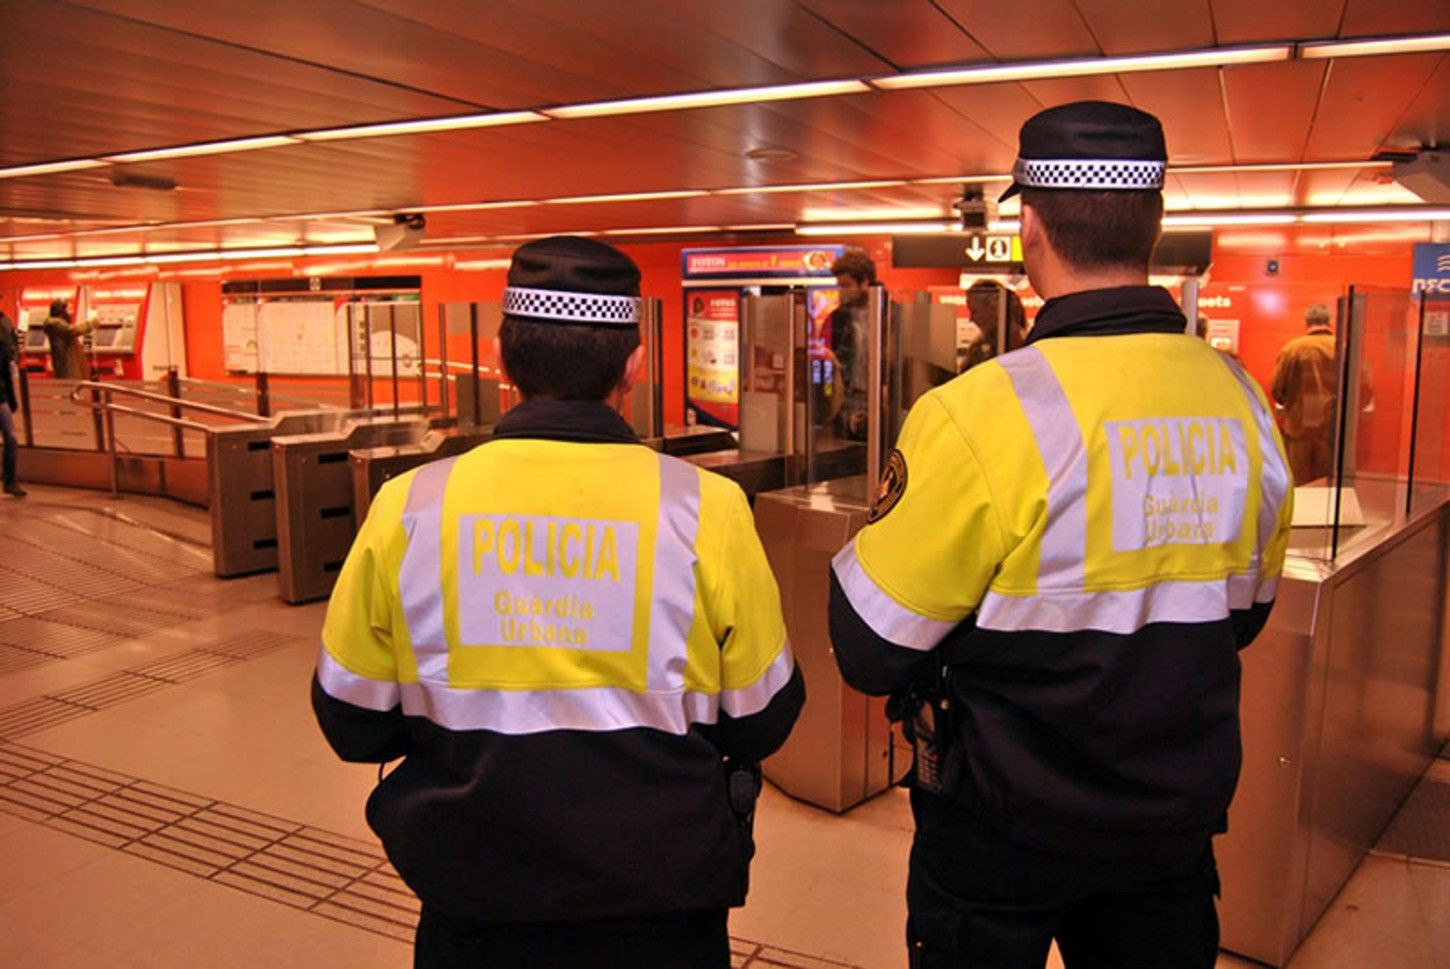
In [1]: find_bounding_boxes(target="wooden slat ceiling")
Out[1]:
[0,0,1447,262]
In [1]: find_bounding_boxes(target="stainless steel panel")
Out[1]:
[272,416,428,603]
[1300,512,1446,936]
[208,410,352,578]
[1219,499,1450,966]
[349,428,491,521]
[755,477,892,813]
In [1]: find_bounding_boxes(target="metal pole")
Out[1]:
[256,371,271,417]
[17,368,33,446]
[866,285,885,492]
[1181,277,1200,334]
[469,302,482,428]
[90,384,106,451]
[166,366,185,458]
[437,304,451,420]
[104,389,119,496]
[388,306,401,420]
[1406,293,1426,518]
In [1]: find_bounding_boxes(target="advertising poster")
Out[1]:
[686,291,741,427]
[682,245,842,430]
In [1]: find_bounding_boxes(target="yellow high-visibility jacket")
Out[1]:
[313,399,803,921]
[830,286,1292,858]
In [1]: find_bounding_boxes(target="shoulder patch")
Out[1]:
[867,449,908,524]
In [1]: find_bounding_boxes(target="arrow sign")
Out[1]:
[964,237,986,261]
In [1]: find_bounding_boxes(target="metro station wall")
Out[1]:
[4,228,1441,481]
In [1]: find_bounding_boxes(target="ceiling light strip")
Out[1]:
[542,79,870,120]
[1299,33,1450,60]
[0,159,109,180]
[871,44,1292,90]
[544,190,709,205]
[295,111,548,142]
[101,135,302,164]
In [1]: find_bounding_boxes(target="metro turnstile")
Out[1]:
[272,415,429,603]
[209,410,357,577]
[754,478,898,811]
[350,428,492,522]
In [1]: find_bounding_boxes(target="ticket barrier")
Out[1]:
[350,427,492,522]
[273,415,429,603]
[755,290,958,810]
[209,411,358,578]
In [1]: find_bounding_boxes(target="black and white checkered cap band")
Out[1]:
[503,286,641,326]
[1012,158,1165,191]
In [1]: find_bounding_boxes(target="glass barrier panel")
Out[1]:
[1410,293,1450,518]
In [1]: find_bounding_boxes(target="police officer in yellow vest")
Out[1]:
[313,236,804,969]
[828,103,1292,968]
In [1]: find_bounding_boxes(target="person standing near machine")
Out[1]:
[828,101,1293,968]
[312,236,804,969]
[829,247,879,441]
[41,299,92,380]
[0,310,24,497]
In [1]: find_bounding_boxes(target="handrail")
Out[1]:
[67,380,259,422]
[102,403,214,434]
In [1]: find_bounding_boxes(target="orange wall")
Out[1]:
[2,229,1433,470]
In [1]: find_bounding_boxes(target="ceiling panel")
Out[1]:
[1304,53,1446,160]
[1393,56,1450,154]
[1209,0,1346,45]
[798,0,986,70]
[933,0,1099,60]
[1116,68,1234,163]
[1072,0,1215,54]
[0,2,472,164]
[1339,0,1450,38]
[1220,61,1329,162]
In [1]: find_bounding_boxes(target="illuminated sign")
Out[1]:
[1411,243,1450,295]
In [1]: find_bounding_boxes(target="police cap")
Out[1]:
[503,235,642,327]
[999,100,1167,202]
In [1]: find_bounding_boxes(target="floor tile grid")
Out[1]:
[0,632,302,740]
[0,743,417,942]
[0,741,867,964]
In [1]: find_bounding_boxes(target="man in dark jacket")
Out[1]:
[829,102,1293,968]
[0,311,24,497]
[313,236,804,969]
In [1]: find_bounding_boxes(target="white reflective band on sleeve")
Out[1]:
[720,643,796,719]
[997,347,1088,589]
[648,454,701,693]
[316,646,400,711]
[831,541,957,651]
[979,577,1238,635]
[1223,357,1292,595]
[398,457,460,682]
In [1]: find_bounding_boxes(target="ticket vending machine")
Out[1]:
[16,282,185,379]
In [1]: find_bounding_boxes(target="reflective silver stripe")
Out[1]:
[1223,359,1292,601]
[648,455,701,693]
[979,576,1257,635]
[721,643,796,719]
[831,541,957,651]
[399,680,725,735]
[398,456,460,682]
[316,646,399,711]
[997,348,1088,590]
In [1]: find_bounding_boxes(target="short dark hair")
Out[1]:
[831,247,876,284]
[498,316,640,400]
[49,299,69,318]
[1021,188,1162,272]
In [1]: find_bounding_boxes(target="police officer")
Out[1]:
[312,236,804,969]
[828,102,1293,968]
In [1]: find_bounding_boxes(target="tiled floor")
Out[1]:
[0,484,1446,968]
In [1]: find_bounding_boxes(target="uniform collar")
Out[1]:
[491,398,639,444]
[1028,285,1186,343]
[1306,325,1332,335]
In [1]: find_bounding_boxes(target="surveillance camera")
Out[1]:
[953,188,997,230]
[375,212,427,251]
